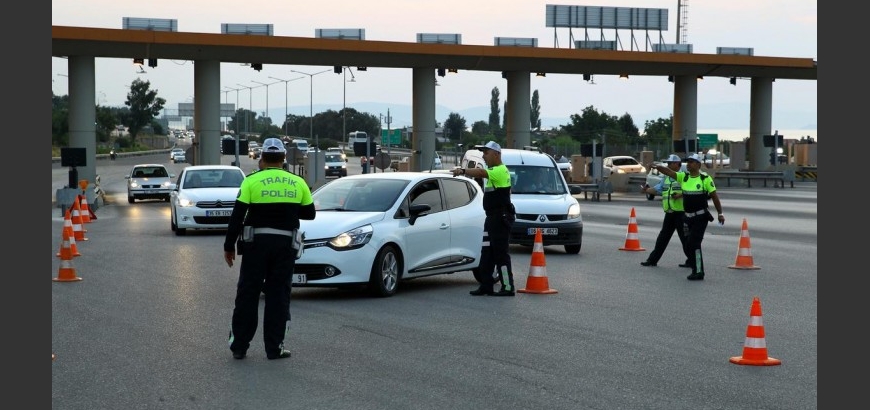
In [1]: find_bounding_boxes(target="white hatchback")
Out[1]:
[293,172,484,297]
[169,165,246,235]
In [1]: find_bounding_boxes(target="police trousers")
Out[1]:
[230,234,295,357]
[647,211,691,264]
[475,214,514,292]
[683,214,710,275]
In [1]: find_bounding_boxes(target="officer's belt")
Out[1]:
[252,227,296,237]
[684,209,708,217]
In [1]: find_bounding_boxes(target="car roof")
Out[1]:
[182,165,243,171]
[342,171,456,183]
[133,163,168,168]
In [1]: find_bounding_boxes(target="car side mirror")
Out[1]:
[569,185,583,195]
[408,203,431,225]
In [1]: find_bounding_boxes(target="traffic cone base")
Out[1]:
[619,207,645,251]
[53,256,83,282]
[518,228,558,294]
[729,218,759,270]
[729,297,780,366]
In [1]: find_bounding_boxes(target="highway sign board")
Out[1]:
[381,129,402,145]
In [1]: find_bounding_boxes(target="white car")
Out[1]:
[703,152,731,167]
[602,155,646,176]
[126,164,175,203]
[293,173,485,297]
[169,165,246,236]
[170,148,185,162]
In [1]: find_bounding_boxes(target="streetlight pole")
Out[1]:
[252,80,280,132]
[268,76,304,137]
[290,68,331,185]
[225,86,242,166]
[236,83,253,134]
[341,67,356,149]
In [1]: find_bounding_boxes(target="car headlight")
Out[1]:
[567,203,581,219]
[162,181,172,188]
[616,168,626,174]
[129,181,140,188]
[329,224,373,250]
[639,166,647,173]
[177,196,196,207]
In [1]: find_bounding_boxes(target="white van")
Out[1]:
[460,147,584,254]
[291,139,310,156]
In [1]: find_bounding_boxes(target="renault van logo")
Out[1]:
[538,215,547,222]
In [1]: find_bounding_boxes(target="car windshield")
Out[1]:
[612,157,639,166]
[325,154,343,162]
[510,165,566,195]
[313,178,409,212]
[133,167,169,178]
[183,169,243,189]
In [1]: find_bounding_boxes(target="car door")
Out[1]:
[400,179,452,277]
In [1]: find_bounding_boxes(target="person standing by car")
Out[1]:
[640,155,692,268]
[452,141,516,296]
[647,153,724,281]
[360,155,369,174]
[223,138,316,360]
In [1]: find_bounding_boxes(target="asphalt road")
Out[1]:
[52,152,818,410]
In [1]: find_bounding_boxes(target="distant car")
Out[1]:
[603,155,646,176]
[169,165,246,236]
[293,172,485,297]
[170,148,185,162]
[555,156,572,180]
[172,151,186,164]
[324,152,348,178]
[248,146,262,159]
[126,164,175,203]
[644,162,688,200]
[703,152,731,167]
[326,147,347,161]
[390,156,410,172]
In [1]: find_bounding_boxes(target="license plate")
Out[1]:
[206,210,232,217]
[528,228,558,235]
[291,274,307,284]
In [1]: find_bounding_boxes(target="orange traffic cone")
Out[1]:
[518,228,558,294]
[71,200,88,242]
[53,229,83,282]
[77,195,92,223]
[56,209,81,258]
[619,207,645,251]
[728,218,759,270]
[730,297,780,366]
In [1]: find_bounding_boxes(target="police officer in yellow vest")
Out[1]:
[641,154,693,268]
[647,153,724,280]
[223,138,316,359]
[452,141,516,296]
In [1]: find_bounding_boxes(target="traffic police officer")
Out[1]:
[224,138,316,359]
[641,154,693,268]
[452,141,516,296]
[647,153,724,280]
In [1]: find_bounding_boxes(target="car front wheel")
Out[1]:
[564,244,581,254]
[368,245,400,297]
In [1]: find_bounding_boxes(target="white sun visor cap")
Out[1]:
[665,154,682,163]
[261,138,286,153]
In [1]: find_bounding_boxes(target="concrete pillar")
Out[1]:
[672,75,698,156]
[748,78,774,171]
[67,56,96,185]
[194,60,222,165]
[411,68,436,172]
[505,71,531,149]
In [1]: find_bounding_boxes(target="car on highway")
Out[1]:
[170,148,185,162]
[293,172,485,297]
[169,165,246,236]
[602,155,646,176]
[461,147,584,254]
[703,152,731,167]
[324,152,348,178]
[326,147,347,161]
[555,155,572,180]
[248,146,262,159]
[126,164,175,203]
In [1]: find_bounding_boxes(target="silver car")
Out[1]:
[126,164,175,203]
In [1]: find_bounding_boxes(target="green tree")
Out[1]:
[642,115,673,143]
[488,87,501,134]
[530,90,542,131]
[470,120,490,136]
[124,79,166,142]
[52,95,70,147]
[95,106,117,143]
[443,112,466,142]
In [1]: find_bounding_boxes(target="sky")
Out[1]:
[51,0,817,135]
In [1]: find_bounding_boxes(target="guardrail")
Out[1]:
[569,181,613,202]
[713,170,796,188]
